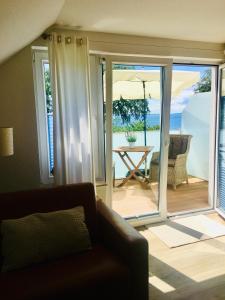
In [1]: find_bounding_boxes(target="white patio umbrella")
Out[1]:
[112,70,200,100]
[112,69,200,147]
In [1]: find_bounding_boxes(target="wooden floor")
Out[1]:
[112,176,209,217]
[138,213,225,300]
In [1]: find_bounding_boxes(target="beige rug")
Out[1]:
[147,214,225,248]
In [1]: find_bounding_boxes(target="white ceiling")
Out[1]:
[58,0,225,43]
[0,0,64,64]
[1,0,225,64]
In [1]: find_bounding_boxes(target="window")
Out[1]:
[33,50,54,184]
[33,51,106,184]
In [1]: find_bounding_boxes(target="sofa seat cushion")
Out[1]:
[0,244,130,300]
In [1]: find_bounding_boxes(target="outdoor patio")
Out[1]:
[112,176,209,217]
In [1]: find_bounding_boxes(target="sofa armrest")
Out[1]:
[96,200,149,300]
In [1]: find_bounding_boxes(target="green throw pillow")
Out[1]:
[1,206,92,272]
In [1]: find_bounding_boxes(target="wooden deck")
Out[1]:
[138,213,225,299]
[112,176,209,217]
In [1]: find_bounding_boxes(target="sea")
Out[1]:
[113,113,182,130]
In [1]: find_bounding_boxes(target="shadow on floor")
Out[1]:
[149,254,225,299]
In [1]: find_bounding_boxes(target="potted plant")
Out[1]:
[125,131,137,147]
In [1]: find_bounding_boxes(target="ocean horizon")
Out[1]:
[113,112,182,130]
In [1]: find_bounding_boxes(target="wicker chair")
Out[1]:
[149,134,192,190]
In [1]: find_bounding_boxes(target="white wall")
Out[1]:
[55,29,225,62]
[181,92,211,180]
[0,41,46,193]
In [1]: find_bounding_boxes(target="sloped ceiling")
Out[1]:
[1,0,225,64]
[0,0,65,64]
[57,0,225,43]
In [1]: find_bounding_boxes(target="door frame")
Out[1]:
[215,63,225,218]
[104,55,173,225]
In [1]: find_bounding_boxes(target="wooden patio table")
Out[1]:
[113,146,154,187]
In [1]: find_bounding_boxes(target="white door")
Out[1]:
[104,56,172,225]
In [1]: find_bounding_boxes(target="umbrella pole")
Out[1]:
[144,104,147,146]
[143,81,148,178]
[143,81,147,146]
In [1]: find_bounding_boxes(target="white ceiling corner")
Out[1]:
[0,0,65,64]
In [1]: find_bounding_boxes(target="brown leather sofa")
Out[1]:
[0,182,149,300]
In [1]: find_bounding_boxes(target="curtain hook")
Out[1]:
[76,38,83,46]
[65,37,72,44]
[41,33,52,41]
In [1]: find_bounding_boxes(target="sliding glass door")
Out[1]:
[111,64,162,218]
[104,56,172,223]
[101,56,221,225]
[167,65,215,215]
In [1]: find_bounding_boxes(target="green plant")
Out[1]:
[149,125,160,131]
[130,120,144,131]
[113,98,150,125]
[194,69,211,93]
[112,123,160,133]
[125,131,137,142]
[44,68,53,113]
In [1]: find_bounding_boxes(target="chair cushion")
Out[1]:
[0,244,130,300]
[151,158,175,167]
[1,206,91,272]
[168,159,176,167]
[169,136,188,159]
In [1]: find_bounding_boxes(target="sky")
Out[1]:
[134,64,210,73]
[148,88,194,114]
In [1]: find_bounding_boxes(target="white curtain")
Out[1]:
[48,32,94,185]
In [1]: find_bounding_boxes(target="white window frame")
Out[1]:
[33,50,106,185]
[89,55,106,182]
[215,63,225,218]
[104,55,173,224]
[32,50,54,185]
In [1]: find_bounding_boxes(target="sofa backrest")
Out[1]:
[0,182,98,243]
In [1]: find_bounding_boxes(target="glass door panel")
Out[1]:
[167,65,213,214]
[111,64,163,218]
[217,66,225,215]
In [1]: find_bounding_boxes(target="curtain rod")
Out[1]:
[41,33,84,45]
[42,33,51,40]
